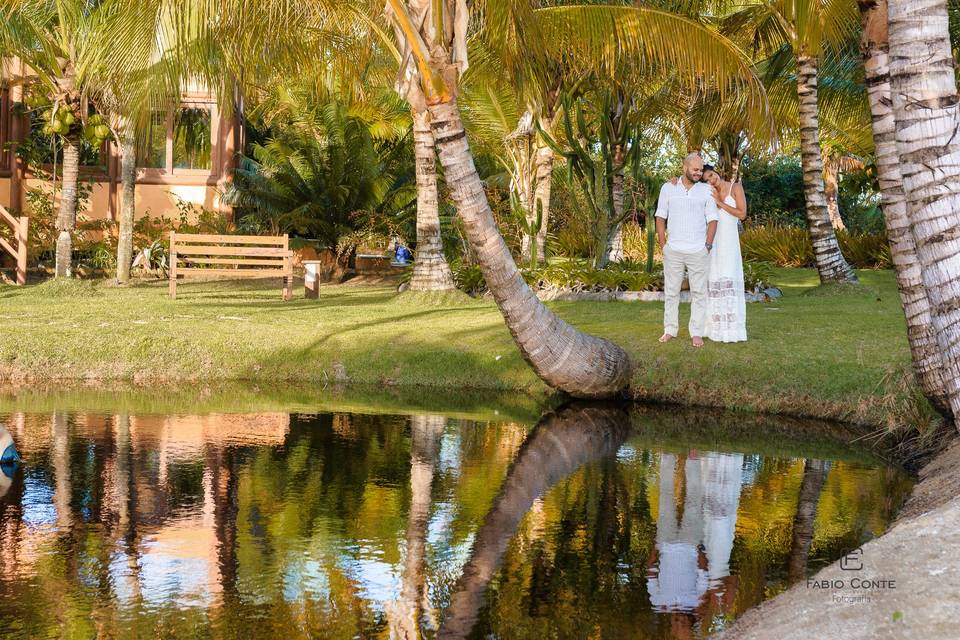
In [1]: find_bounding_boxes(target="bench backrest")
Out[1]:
[168,232,294,299]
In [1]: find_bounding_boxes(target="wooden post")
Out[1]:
[282,234,292,301]
[168,230,177,299]
[16,216,27,286]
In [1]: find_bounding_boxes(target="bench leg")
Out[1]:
[283,275,292,301]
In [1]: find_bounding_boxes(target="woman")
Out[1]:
[701,164,747,342]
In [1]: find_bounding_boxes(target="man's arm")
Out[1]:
[706,220,718,247]
[704,186,719,248]
[654,183,669,247]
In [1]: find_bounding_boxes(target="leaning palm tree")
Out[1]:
[859,0,950,415]
[888,0,960,422]
[383,0,768,396]
[726,0,859,283]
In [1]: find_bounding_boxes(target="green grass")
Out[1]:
[0,268,933,434]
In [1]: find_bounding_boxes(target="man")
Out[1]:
[656,153,719,347]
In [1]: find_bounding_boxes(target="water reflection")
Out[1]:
[0,403,912,639]
[438,403,630,639]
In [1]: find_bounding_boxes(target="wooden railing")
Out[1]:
[169,232,294,300]
[0,204,28,286]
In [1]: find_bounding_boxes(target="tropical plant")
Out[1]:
[223,98,415,249]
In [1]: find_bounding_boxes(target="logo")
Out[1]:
[840,548,863,571]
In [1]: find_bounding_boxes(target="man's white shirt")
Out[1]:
[655,181,719,253]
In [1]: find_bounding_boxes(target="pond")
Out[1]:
[0,387,913,638]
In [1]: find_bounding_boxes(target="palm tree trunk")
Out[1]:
[116,132,136,284]
[437,403,629,639]
[795,53,858,283]
[409,109,455,291]
[888,0,960,421]
[427,98,632,398]
[787,459,829,581]
[606,146,626,263]
[860,0,951,415]
[533,138,553,261]
[824,171,846,230]
[55,141,80,278]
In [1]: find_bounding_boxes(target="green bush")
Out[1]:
[740,225,890,269]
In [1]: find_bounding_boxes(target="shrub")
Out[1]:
[740,225,890,269]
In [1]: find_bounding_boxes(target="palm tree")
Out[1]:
[888,0,960,422]
[409,108,455,290]
[859,0,950,415]
[727,0,859,283]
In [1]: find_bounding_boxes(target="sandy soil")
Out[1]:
[716,439,960,639]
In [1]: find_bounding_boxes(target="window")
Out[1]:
[141,111,167,168]
[173,107,211,170]
[138,104,215,173]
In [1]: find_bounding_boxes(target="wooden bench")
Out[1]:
[168,232,294,300]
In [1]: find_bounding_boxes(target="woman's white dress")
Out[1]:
[705,186,747,342]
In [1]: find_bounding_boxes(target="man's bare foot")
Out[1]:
[659,333,675,343]
[691,336,704,348]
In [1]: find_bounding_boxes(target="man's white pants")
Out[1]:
[663,245,710,337]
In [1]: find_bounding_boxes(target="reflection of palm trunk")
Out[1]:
[52,412,72,529]
[787,459,830,581]
[391,415,447,640]
[437,403,630,640]
[114,414,142,603]
[212,447,239,598]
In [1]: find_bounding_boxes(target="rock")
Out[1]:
[764,287,783,299]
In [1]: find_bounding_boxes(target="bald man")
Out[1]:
[655,154,719,347]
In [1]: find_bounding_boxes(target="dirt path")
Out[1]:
[717,441,960,639]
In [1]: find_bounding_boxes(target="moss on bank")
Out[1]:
[0,268,937,438]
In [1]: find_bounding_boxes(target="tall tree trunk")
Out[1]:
[390,415,446,640]
[437,403,630,639]
[606,144,626,264]
[116,132,136,284]
[428,99,632,398]
[55,141,80,278]
[824,169,846,230]
[533,138,553,261]
[888,0,960,421]
[795,54,858,283]
[860,0,951,415]
[787,459,830,581]
[409,109,455,291]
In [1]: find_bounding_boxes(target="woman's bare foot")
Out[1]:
[691,336,704,348]
[659,333,675,343]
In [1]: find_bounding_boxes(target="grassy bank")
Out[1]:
[0,268,935,436]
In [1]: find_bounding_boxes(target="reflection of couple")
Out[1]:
[656,154,748,347]
[646,451,743,624]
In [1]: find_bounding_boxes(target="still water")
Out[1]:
[0,396,912,639]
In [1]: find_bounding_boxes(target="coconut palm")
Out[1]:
[0,0,130,276]
[725,0,860,283]
[859,0,950,415]
[888,0,960,422]
[409,108,456,290]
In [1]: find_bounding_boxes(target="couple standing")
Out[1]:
[656,154,748,347]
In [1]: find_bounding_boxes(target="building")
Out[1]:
[0,59,242,226]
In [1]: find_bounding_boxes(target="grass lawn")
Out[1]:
[0,268,932,433]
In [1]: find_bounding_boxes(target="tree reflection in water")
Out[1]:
[0,402,913,639]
